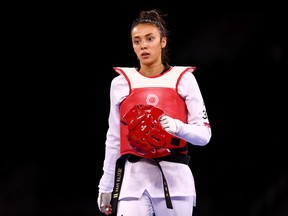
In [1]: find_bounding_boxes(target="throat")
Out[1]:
[140,64,166,77]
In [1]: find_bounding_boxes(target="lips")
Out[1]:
[141,52,149,56]
[141,53,150,59]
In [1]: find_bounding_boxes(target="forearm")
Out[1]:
[98,150,119,193]
[175,119,211,146]
[98,130,121,193]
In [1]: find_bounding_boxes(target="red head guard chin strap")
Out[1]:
[121,104,183,157]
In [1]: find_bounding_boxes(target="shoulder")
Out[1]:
[111,74,127,87]
[113,67,137,75]
[110,73,131,95]
[171,66,196,74]
[175,66,199,89]
[170,66,197,82]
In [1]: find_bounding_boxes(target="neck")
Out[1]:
[140,63,165,77]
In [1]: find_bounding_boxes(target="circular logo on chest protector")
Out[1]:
[146,94,159,106]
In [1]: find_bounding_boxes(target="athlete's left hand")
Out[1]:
[159,115,178,134]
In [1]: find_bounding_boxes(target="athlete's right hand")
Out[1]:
[97,192,112,215]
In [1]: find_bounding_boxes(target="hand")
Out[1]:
[97,192,112,215]
[159,115,178,134]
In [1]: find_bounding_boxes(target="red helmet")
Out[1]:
[121,104,181,157]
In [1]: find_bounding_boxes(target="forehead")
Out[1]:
[131,23,160,38]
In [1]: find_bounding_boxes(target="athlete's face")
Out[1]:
[131,23,166,67]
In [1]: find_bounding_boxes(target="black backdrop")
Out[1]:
[2,2,287,216]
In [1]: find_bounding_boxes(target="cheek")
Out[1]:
[133,46,140,54]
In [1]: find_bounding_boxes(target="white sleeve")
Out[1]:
[175,72,212,146]
[98,75,129,193]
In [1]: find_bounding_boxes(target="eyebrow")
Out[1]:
[133,33,154,39]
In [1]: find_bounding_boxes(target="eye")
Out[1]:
[133,39,140,45]
[147,37,154,42]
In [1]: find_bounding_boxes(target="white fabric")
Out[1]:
[98,68,212,208]
[159,115,178,134]
[114,66,195,88]
[117,190,194,216]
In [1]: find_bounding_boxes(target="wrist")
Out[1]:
[174,119,182,135]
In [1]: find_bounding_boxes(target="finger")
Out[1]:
[160,118,168,125]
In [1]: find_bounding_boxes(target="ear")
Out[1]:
[161,37,167,48]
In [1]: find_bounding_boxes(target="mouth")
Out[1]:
[141,52,150,58]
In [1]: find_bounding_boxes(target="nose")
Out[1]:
[140,41,147,49]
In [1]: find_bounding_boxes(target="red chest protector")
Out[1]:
[114,66,195,158]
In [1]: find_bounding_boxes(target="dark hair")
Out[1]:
[131,9,170,65]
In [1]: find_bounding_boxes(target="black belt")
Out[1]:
[111,153,190,214]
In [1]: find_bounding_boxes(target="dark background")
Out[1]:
[2,1,287,216]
